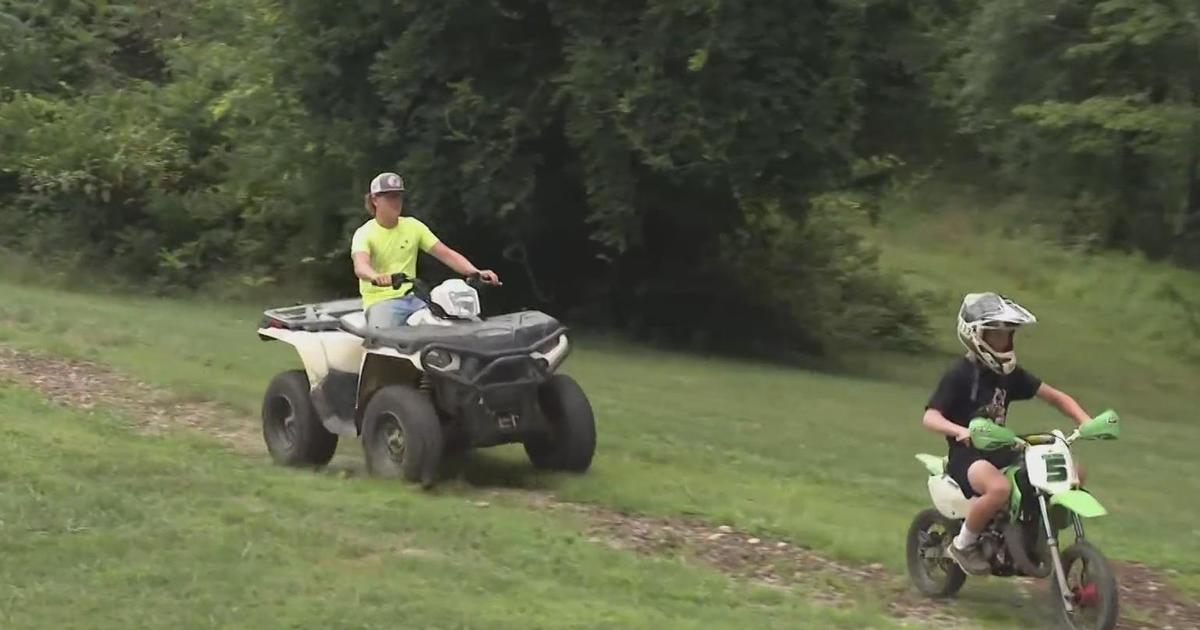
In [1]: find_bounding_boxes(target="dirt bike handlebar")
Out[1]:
[970,408,1124,450]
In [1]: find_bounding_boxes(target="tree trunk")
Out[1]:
[1180,124,1200,265]
[1113,134,1170,257]
[1180,2,1200,265]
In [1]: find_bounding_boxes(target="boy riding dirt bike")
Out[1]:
[922,292,1093,575]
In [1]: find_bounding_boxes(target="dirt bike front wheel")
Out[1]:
[1051,540,1119,630]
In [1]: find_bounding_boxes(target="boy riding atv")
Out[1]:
[922,292,1093,575]
[352,171,501,328]
[255,171,597,486]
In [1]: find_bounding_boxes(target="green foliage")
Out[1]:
[0,0,929,354]
[0,0,361,291]
[7,0,1200,355]
[721,195,929,354]
[938,0,1200,261]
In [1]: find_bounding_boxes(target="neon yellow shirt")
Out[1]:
[350,217,440,308]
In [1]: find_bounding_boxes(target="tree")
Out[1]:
[279,0,929,353]
[941,0,1200,261]
[2,0,937,355]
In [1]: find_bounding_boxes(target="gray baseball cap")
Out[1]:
[369,172,405,194]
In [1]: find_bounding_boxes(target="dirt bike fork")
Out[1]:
[1039,494,1076,613]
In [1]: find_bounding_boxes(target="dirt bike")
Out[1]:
[906,410,1122,630]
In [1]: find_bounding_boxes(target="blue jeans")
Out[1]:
[366,295,427,329]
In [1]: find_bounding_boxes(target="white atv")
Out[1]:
[256,273,596,487]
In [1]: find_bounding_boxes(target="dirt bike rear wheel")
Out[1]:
[906,508,967,597]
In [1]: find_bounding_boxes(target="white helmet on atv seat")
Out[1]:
[431,279,481,320]
[957,292,1036,374]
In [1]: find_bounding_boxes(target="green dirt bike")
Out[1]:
[906,410,1122,630]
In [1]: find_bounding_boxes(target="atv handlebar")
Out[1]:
[389,273,413,290]
[387,272,490,292]
[464,272,490,290]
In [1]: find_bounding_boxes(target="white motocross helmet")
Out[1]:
[956,292,1037,374]
[404,279,482,327]
[431,279,481,320]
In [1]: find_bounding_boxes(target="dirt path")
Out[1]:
[0,347,259,450]
[572,503,1199,629]
[1,346,1195,629]
[570,502,969,627]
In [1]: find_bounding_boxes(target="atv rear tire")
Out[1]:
[361,385,443,486]
[262,370,338,467]
[906,508,967,598]
[524,374,596,472]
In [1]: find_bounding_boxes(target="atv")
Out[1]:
[906,410,1122,630]
[255,273,596,487]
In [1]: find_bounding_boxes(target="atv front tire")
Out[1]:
[524,374,596,472]
[361,385,443,485]
[262,370,338,467]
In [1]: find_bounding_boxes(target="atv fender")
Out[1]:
[354,350,423,428]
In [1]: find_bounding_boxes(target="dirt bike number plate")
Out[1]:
[1024,441,1078,494]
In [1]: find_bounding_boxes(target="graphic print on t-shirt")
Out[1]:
[985,385,1010,426]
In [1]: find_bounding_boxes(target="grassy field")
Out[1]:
[1,210,1197,627]
[0,385,909,630]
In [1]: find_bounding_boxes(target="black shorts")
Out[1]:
[947,446,1019,498]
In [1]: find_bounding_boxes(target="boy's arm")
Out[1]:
[352,251,390,287]
[413,219,501,285]
[923,408,971,443]
[427,242,501,285]
[923,364,970,443]
[1035,383,1091,426]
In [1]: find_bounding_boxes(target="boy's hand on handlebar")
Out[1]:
[371,273,392,287]
[477,270,502,286]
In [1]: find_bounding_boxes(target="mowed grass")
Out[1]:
[0,385,908,630]
[0,209,1198,619]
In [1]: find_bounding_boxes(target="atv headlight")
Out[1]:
[423,348,457,370]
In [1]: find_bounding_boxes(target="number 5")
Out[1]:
[1043,454,1068,482]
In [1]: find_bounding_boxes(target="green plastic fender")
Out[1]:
[1050,489,1108,518]
[1004,464,1023,517]
[969,417,1020,450]
[915,453,945,476]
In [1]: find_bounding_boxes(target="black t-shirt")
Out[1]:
[925,357,1043,451]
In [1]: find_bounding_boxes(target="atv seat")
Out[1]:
[342,310,564,355]
[338,311,368,332]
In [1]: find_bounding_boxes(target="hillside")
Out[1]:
[1,209,1197,629]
